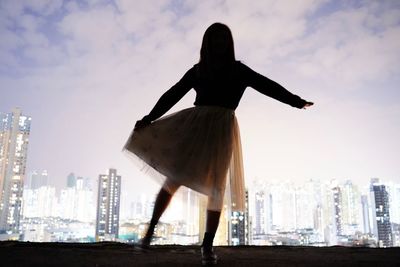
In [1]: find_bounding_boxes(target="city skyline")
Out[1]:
[0,106,394,248]
[19,168,400,247]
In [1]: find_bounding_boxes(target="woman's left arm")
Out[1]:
[242,63,312,109]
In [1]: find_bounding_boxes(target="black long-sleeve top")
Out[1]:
[143,61,307,122]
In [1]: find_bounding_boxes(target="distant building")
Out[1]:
[295,181,314,230]
[254,190,266,235]
[341,180,362,234]
[361,195,370,234]
[95,168,121,242]
[0,108,31,234]
[245,189,252,244]
[67,173,76,188]
[181,188,199,243]
[272,182,296,231]
[387,183,400,224]
[28,170,48,190]
[254,189,273,235]
[214,200,229,245]
[198,194,207,244]
[370,179,393,247]
[332,186,342,236]
[230,211,245,245]
[229,189,250,245]
[22,186,58,218]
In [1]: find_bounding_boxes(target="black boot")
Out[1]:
[201,232,218,265]
[138,219,157,249]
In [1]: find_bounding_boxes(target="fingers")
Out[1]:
[134,120,151,130]
[302,101,314,109]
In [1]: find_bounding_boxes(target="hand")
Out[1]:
[134,118,151,130]
[302,101,314,109]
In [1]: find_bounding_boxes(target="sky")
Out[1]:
[1,0,400,201]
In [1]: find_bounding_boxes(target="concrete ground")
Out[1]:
[1,241,399,267]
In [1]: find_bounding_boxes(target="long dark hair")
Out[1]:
[198,23,236,78]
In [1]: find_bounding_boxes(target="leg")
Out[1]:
[142,180,180,244]
[201,195,222,265]
[202,209,221,249]
[202,193,223,248]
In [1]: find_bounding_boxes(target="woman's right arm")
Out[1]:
[135,67,195,129]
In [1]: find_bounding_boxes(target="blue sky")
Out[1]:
[1,0,400,198]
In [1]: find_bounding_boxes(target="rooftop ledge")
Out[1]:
[1,241,399,267]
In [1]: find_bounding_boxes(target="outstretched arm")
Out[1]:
[242,63,312,109]
[135,68,195,129]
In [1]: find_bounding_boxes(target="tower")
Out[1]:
[332,186,342,237]
[370,179,393,247]
[341,180,361,234]
[361,195,370,234]
[0,108,31,234]
[28,170,48,190]
[95,168,121,241]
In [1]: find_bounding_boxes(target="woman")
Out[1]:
[124,22,313,265]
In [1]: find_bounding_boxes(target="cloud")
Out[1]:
[1,0,399,195]
[295,5,400,89]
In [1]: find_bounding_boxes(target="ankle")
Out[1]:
[201,245,213,253]
[201,232,215,249]
[145,220,157,238]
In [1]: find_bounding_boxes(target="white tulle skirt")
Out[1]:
[123,105,245,211]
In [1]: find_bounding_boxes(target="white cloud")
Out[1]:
[1,0,400,193]
[270,3,400,94]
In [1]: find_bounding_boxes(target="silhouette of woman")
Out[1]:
[123,22,313,265]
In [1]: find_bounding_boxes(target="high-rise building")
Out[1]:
[181,188,199,243]
[341,180,362,235]
[370,179,393,247]
[295,181,314,230]
[253,187,273,236]
[67,173,76,188]
[387,183,400,224]
[245,189,252,244]
[95,168,121,241]
[332,186,342,237]
[213,198,229,245]
[59,187,76,219]
[229,189,250,245]
[60,174,95,222]
[311,180,324,242]
[27,170,48,190]
[130,193,153,220]
[198,194,207,244]
[0,108,31,234]
[322,182,335,244]
[272,182,296,231]
[361,195,370,234]
[254,190,266,235]
[230,210,245,245]
[22,186,58,218]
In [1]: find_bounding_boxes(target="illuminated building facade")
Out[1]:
[0,108,31,234]
[370,179,393,247]
[95,168,121,241]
